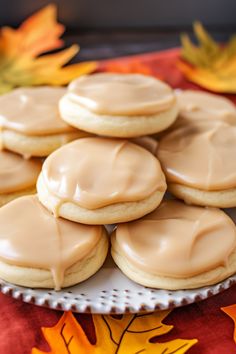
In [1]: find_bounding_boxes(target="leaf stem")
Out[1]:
[115,315,137,354]
[60,322,73,354]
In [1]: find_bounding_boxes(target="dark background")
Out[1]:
[1,0,236,60]
[1,0,236,29]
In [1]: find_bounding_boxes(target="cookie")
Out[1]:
[0,87,89,157]
[111,200,236,289]
[37,137,167,224]
[175,89,236,127]
[130,136,158,155]
[157,121,236,207]
[59,73,178,137]
[0,150,41,207]
[0,195,108,290]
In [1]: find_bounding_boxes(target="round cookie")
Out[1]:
[111,200,236,289]
[37,137,167,225]
[157,121,236,207]
[130,136,158,155]
[0,87,89,157]
[59,73,179,137]
[0,150,42,207]
[175,89,236,127]
[0,195,108,290]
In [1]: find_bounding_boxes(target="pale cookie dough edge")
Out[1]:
[59,94,179,137]
[0,229,108,289]
[37,173,166,225]
[1,129,88,157]
[111,235,236,290]
[169,183,236,208]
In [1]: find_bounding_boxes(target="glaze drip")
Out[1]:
[42,137,166,209]
[0,196,102,289]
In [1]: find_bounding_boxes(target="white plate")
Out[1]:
[0,256,235,313]
[1,208,235,314]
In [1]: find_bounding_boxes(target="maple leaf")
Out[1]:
[32,311,197,354]
[178,21,236,93]
[221,304,236,344]
[0,4,97,94]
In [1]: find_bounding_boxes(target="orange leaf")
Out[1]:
[0,5,64,60]
[221,304,236,344]
[32,311,197,354]
[0,4,97,93]
[32,312,92,354]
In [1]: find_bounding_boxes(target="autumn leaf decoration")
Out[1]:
[222,304,236,344]
[32,311,197,354]
[178,22,236,93]
[0,4,97,94]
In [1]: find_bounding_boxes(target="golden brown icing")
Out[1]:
[114,200,236,277]
[0,151,41,193]
[67,73,176,116]
[42,137,166,210]
[176,90,236,125]
[131,136,158,155]
[158,121,236,190]
[0,195,103,289]
[0,87,76,136]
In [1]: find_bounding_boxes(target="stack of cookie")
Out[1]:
[0,73,236,292]
[0,87,88,206]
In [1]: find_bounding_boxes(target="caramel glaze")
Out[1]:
[67,73,176,116]
[0,87,76,136]
[0,196,103,290]
[0,150,41,193]
[176,90,236,126]
[158,121,236,191]
[42,137,167,212]
[114,200,236,277]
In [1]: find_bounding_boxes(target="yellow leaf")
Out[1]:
[193,22,219,58]
[177,61,236,93]
[221,304,236,344]
[179,22,236,93]
[32,311,197,354]
[0,4,97,93]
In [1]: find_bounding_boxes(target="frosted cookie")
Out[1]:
[131,136,158,155]
[111,200,236,289]
[175,90,236,127]
[37,137,167,224]
[59,73,178,137]
[0,150,41,206]
[0,195,108,290]
[0,87,89,157]
[157,121,236,207]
